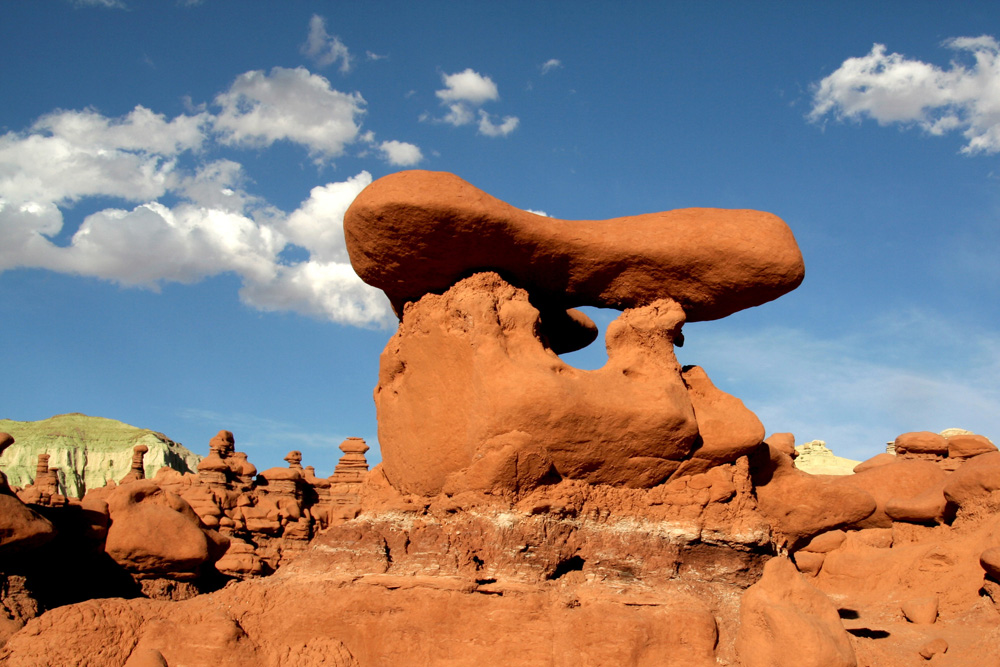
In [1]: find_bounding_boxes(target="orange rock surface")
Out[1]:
[3,174,999,666]
[345,170,805,322]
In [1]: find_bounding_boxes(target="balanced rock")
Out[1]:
[345,170,805,323]
[980,546,1000,579]
[764,432,797,458]
[901,596,938,624]
[918,638,948,660]
[838,459,946,529]
[852,452,896,473]
[750,444,876,549]
[884,484,949,524]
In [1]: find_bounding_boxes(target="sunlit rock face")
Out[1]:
[9,172,1000,666]
[376,272,701,495]
[349,170,793,498]
[0,414,201,499]
[345,169,805,322]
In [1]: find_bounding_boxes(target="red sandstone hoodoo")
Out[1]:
[2,172,999,666]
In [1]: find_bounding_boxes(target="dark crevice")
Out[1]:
[847,628,890,639]
[547,555,585,580]
[382,539,393,565]
[838,608,860,619]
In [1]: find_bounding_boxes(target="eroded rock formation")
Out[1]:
[2,172,999,665]
[0,429,371,642]
[0,414,201,498]
[344,170,805,322]
[357,169,797,499]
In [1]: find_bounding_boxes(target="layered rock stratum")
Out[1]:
[2,172,999,666]
[0,414,201,498]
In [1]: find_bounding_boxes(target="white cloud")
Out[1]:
[300,15,353,73]
[378,140,423,166]
[477,110,519,137]
[0,169,392,326]
[810,36,1000,153]
[213,67,366,161]
[0,63,411,327]
[63,202,284,287]
[436,69,500,105]
[0,199,65,272]
[433,68,518,136]
[0,106,208,206]
[366,51,388,62]
[281,174,371,262]
[240,259,392,326]
[175,159,260,213]
[442,102,475,127]
[541,59,562,74]
[0,97,396,327]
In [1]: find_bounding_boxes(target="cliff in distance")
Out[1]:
[0,414,201,498]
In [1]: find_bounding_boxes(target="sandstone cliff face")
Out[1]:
[1,462,769,666]
[0,414,201,498]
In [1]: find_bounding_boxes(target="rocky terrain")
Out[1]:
[1,171,998,666]
[0,414,201,498]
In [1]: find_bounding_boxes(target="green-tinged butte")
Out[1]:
[0,414,201,499]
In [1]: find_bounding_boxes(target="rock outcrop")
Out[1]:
[0,414,201,498]
[3,172,1000,666]
[0,434,56,558]
[793,440,861,475]
[345,170,805,323]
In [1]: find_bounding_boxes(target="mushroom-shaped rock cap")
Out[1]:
[258,466,303,483]
[210,430,235,453]
[340,437,370,455]
[344,170,805,321]
[197,453,230,473]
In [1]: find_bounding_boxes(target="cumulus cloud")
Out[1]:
[300,15,353,73]
[378,140,423,166]
[540,59,562,74]
[436,69,500,105]
[281,174,371,262]
[810,36,1000,153]
[63,202,284,287]
[477,111,519,137]
[213,67,366,161]
[434,68,518,136]
[240,259,392,326]
[0,97,396,327]
[0,106,208,206]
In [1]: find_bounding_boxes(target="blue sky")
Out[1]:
[2,1,999,474]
